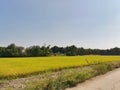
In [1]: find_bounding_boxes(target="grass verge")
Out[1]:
[24,61,120,90]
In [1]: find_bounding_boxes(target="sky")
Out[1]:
[0,0,120,49]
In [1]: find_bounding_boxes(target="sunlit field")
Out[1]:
[0,55,120,79]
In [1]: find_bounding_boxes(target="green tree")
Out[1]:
[65,45,78,56]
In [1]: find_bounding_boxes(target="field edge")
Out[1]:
[24,61,120,90]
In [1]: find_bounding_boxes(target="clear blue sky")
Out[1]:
[0,0,120,49]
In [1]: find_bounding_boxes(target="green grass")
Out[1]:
[0,55,120,79]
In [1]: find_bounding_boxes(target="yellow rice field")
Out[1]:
[0,55,120,79]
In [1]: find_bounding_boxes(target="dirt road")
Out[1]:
[66,68,120,90]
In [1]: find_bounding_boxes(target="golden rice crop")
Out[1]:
[0,55,120,79]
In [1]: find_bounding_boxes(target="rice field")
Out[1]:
[0,55,120,79]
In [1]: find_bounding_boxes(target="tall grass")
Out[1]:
[25,61,120,90]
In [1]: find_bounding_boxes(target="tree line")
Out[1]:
[0,44,120,57]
